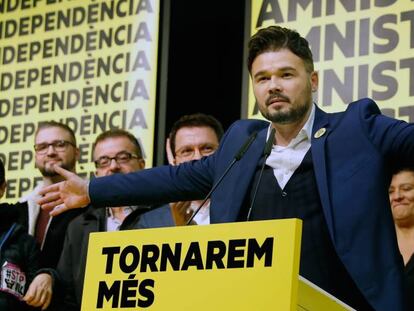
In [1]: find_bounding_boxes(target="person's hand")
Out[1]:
[165,138,175,165]
[37,165,90,216]
[170,201,196,225]
[23,273,53,310]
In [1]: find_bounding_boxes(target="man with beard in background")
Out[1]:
[20,121,83,270]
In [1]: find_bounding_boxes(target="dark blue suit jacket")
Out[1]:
[136,204,175,228]
[90,98,413,310]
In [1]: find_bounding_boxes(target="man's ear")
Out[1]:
[0,181,6,199]
[165,138,176,165]
[75,147,81,161]
[138,159,146,170]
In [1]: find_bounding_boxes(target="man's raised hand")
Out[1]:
[37,165,90,216]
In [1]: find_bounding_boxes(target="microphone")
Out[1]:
[246,128,275,221]
[186,131,258,225]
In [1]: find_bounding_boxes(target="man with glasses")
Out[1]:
[14,121,83,310]
[20,121,82,270]
[38,129,147,310]
[138,113,223,227]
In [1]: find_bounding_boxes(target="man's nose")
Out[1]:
[46,145,57,155]
[391,190,403,201]
[191,149,203,161]
[269,76,282,93]
[108,158,121,171]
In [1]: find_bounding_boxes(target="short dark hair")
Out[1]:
[393,166,414,176]
[92,129,143,159]
[247,25,314,73]
[0,158,4,186]
[36,121,77,146]
[169,113,224,157]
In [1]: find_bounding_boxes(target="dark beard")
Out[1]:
[263,102,310,124]
[39,162,74,177]
[40,169,59,177]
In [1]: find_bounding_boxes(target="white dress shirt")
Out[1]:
[106,206,137,231]
[189,201,210,225]
[265,104,315,189]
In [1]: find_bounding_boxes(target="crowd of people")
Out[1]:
[0,113,223,310]
[1,25,413,310]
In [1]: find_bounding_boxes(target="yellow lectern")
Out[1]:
[82,219,353,310]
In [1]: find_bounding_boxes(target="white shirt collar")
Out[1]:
[302,103,315,141]
[264,104,316,190]
[106,206,137,219]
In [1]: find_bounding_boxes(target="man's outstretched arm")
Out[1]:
[38,165,90,216]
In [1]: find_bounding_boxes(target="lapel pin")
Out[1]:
[314,127,327,139]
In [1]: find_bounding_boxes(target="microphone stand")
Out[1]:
[246,128,275,221]
[186,131,258,225]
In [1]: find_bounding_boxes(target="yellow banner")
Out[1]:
[0,0,160,201]
[82,219,302,310]
[247,0,413,122]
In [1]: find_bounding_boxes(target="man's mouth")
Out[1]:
[45,159,61,166]
[392,203,408,209]
[266,95,289,106]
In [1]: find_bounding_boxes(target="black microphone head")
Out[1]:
[264,128,275,157]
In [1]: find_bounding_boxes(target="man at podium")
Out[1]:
[38,26,411,310]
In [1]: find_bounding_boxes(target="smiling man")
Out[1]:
[389,167,414,310]
[20,121,82,269]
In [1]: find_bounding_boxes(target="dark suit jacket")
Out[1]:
[136,204,175,228]
[1,199,82,269]
[55,206,145,311]
[90,98,414,310]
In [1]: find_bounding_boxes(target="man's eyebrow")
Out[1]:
[399,183,414,187]
[253,70,267,79]
[253,66,297,79]
[176,144,194,150]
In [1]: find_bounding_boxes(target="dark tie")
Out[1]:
[35,208,50,247]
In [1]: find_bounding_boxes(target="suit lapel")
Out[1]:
[311,106,335,239]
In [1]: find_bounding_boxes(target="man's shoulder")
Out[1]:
[229,119,269,131]
[0,202,28,228]
[315,98,383,127]
[321,98,381,118]
[220,119,269,143]
[19,182,44,203]
[140,205,172,220]
[0,201,27,209]
[138,204,174,228]
[66,206,103,231]
[345,98,381,114]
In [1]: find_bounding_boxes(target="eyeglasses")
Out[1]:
[175,144,218,159]
[94,151,140,168]
[34,140,75,154]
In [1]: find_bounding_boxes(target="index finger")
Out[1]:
[22,288,34,303]
[52,165,75,179]
[171,201,191,214]
[41,294,51,310]
[23,285,39,305]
